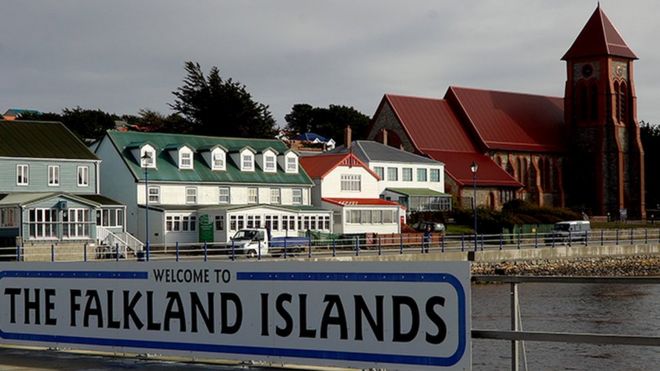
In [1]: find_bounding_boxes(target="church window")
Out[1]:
[619,82,627,123]
[577,83,589,121]
[590,83,598,120]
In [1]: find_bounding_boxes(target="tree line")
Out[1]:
[18,61,370,145]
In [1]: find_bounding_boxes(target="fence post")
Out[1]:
[115,243,120,262]
[16,245,20,261]
[568,230,572,247]
[146,241,150,262]
[258,240,262,261]
[534,230,538,249]
[399,234,403,254]
[332,238,336,257]
[204,242,208,262]
[480,234,484,251]
[499,233,503,250]
[308,235,312,258]
[517,231,521,249]
[461,234,465,252]
[231,240,236,261]
[84,243,87,262]
[51,244,55,262]
[601,229,604,246]
[630,229,634,245]
[175,242,179,262]
[645,228,648,244]
[378,236,382,256]
[441,235,445,253]
[355,237,360,256]
[615,228,619,245]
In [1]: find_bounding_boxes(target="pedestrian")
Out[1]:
[423,225,432,253]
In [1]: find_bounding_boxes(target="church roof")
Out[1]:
[446,87,565,153]
[382,94,477,152]
[562,6,637,60]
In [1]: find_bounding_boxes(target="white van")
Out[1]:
[546,220,591,245]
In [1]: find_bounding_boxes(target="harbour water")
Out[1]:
[471,282,660,370]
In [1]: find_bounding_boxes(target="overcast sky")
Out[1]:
[2,0,660,127]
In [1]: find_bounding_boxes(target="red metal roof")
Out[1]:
[562,6,637,60]
[423,150,522,188]
[299,152,380,180]
[384,94,477,152]
[322,198,402,207]
[446,86,566,153]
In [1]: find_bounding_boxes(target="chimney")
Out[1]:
[381,129,388,146]
[344,125,352,148]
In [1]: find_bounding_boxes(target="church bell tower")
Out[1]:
[563,5,645,218]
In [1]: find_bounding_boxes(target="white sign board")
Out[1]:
[0,261,470,370]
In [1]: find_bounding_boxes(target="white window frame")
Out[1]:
[264,154,277,172]
[242,152,254,171]
[179,149,193,169]
[63,208,90,239]
[286,155,298,173]
[218,187,230,204]
[402,167,413,182]
[29,208,58,239]
[212,150,225,170]
[248,187,259,204]
[148,186,160,203]
[16,164,29,186]
[417,168,428,182]
[292,188,303,205]
[48,165,60,186]
[430,168,441,182]
[77,166,89,187]
[185,187,197,204]
[270,188,281,204]
[340,174,361,192]
[387,167,398,181]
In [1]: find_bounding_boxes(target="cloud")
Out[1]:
[1,0,659,125]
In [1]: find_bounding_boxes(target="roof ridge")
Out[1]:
[108,129,283,143]
[448,85,563,100]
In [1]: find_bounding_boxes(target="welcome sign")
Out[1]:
[0,261,470,370]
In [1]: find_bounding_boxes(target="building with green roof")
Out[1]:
[0,120,129,256]
[95,130,332,245]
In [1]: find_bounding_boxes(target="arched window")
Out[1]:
[576,83,589,120]
[590,84,598,120]
[619,82,627,123]
[614,81,621,122]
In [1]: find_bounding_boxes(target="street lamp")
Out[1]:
[141,152,152,261]
[470,161,478,251]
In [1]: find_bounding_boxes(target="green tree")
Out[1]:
[16,107,118,142]
[285,104,371,145]
[170,61,276,138]
[131,109,190,133]
[641,120,660,210]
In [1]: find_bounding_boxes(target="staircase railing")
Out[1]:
[96,226,144,258]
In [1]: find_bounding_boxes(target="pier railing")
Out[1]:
[471,275,660,371]
[2,228,659,262]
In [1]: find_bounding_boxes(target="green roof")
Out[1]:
[385,188,450,197]
[0,120,98,160]
[75,194,124,206]
[105,130,313,186]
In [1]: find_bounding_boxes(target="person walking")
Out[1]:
[423,225,432,253]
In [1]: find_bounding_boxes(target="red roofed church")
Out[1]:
[367,6,645,218]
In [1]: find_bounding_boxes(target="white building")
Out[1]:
[94,130,331,245]
[300,152,405,235]
[333,141,452,213]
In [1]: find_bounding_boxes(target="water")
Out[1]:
[472,282,660,370]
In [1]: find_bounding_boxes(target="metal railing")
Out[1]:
[2,228,659,262]
[97,226,144,257]
[472,275,660,371]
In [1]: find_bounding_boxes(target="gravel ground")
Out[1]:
[472,255,660,276]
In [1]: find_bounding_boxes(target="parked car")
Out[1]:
[545,220,591,245]
[411,221,446,233]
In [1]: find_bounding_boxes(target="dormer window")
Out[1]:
[178,147,194,169]
[212,151,225,170]
[140,145,156,168]
[242,153,254,171]
[286,156,298,173]
[264,154,276,172]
